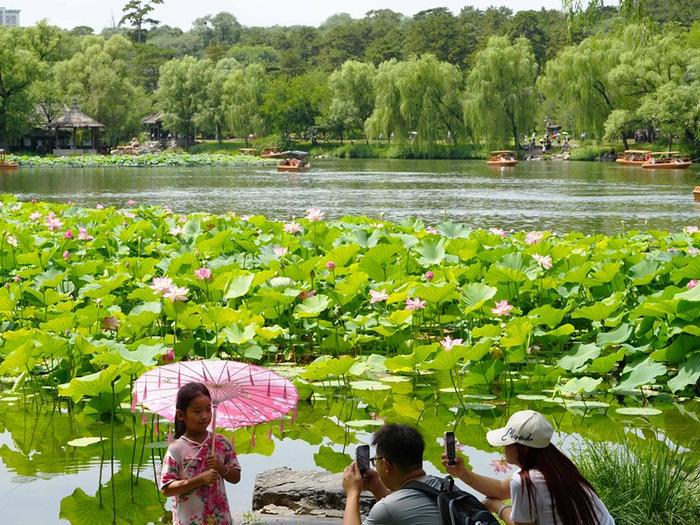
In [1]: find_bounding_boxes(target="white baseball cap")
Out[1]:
[486,410,554,449]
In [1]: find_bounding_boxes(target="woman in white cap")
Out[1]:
[442,410,614,525]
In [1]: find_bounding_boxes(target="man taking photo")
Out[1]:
[341,423,442,525]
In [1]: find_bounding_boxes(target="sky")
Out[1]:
[17,1,568,31]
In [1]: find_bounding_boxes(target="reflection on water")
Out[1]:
[1,159,697,233]
[1,383,698,522]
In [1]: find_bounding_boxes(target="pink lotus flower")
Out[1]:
[425,226,438,234]
[405,297,427,311]
[689,247,699,256]
[62,250,70,260]
[424,271,434,281]
[284,221,302,234]
[489,228,507,237]
[64,229,73,239]
[46,215,63,231]
[194,267,212,280]
[95,203,105,210]
[162,347,175,364]
[684,226,699,234]
[178,215,187,224]
[369,289,389,303]
[440,336,463,351]
[490,458,512,473]
[169,226,183,236]
[492,299,514,316]
[532,254,553,269]
[77,227,93,241]
[127,199,136,206]
[305,207,325,222]
[101,316,119,331]
[688,279,699,289]
[150,277,174,294]
[29,212,41,221]
[6,235,18,247]
[164,285,189,302]
[326,261,336,271]
[525,231,544,245]
[122,211,136,219]
[240,214,251,221]
[273,246,288,257]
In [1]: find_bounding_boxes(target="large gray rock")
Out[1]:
[252,467,375,517]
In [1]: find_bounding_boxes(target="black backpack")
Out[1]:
[403,475,500,525]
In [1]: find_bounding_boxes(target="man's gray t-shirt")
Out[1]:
[364,475,442,525]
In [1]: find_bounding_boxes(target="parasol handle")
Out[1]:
[210,402,218,454]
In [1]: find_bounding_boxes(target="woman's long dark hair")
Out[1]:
[515,443,601,525]
[174,382,211,439]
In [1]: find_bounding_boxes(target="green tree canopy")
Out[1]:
[222,63,269,141]
[465,36,538,148]
[53,34,148,146]
[156,55,212,144]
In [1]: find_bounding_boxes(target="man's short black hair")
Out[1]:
[372,423,424,472]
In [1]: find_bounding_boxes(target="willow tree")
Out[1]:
[464,36,537,149]
[365,55,463,144]
[195,57,238,142]
[156,56,212,145]
[222,63,269,143]
[324,60,375,141]
[538,34,620,142]
[53,34,148,146]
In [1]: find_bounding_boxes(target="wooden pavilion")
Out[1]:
[47,103,105,155]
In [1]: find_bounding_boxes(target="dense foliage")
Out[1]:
[1,197,698,405]
[1,2,699,152]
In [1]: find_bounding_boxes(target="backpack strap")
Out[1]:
[402,479,442,497]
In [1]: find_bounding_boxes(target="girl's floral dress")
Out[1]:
[161,433,240,525]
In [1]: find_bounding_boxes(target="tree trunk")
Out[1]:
[621,132,629,150]
[215,123,221,143]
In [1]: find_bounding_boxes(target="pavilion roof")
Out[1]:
[47,104,105,129]
[142,113,163,125]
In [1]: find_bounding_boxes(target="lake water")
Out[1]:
[1,159,698,233]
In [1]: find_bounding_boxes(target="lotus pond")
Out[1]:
[0,193,699,523]
[0,158,698,233]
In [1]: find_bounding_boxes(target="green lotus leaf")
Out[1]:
[301,355,356,380]
[66,437,106,447]
[414,238,447,266]
[223,323,257,345]
[500,318,532,350]
[596,323,633,347]
[628,259,661,286]
[58,364,130,402]
[437,221,471,239]
[572,292,623,322]
[385,345,438,372]
[614,407,662,416]
[345,419,384,428]
[586,348,627,375]
[34,268,66,289]
[223,273,255,300]
[516,394,548,401]
[587,261,623,285]
[557,343,601,372]
[667,354,700,393]
[461,283,497,314]
[413,282,458,304]
[314,445,352,473]
[614,357,667,392]
[350,380,391,391]
[472,323,501,339]
[559,376,602,395]
[534,324,575,340]
[528,304,565,328]
[294,294,331,318]
[323,244,361,268]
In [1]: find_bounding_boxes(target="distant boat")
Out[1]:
[260,147,284,159]
[277,150,310,172]
[487,150,518,167]
[0,149,18,170]
[616,149,650,166]
[642,151,692,169]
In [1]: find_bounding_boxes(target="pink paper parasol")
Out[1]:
[132,360,298,439]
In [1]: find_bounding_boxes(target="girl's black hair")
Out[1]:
[174,382,211,439]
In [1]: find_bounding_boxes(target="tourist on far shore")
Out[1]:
[442,410,615,525]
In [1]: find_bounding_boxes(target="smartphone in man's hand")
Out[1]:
[444,431,456,465]
[356,444,370,475]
